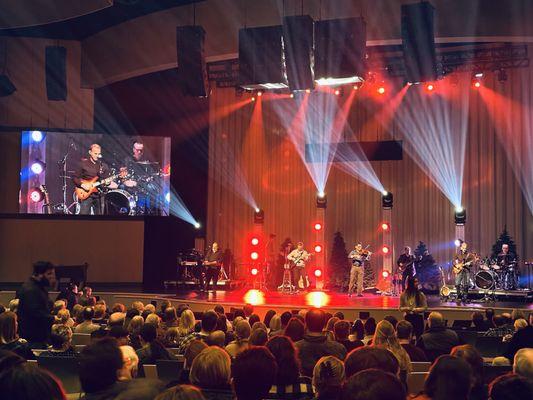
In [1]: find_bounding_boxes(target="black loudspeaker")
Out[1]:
[45,46,67,101]
[314,18,366,81]
[401,1,437,83]
[282,15,314,91]
[0,74,16,96]
[239,25,287,89]
[177,26,208,97]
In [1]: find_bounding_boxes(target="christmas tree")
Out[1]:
[363,261,376,289]
[328,232,350,290]
[414,241,440,293]
[490,227,519,261]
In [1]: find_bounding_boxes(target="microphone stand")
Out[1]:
[56,141,76,214]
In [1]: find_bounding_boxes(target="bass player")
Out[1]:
[73,144,118,215]
[397,246,416,292]
[453,241,476,303]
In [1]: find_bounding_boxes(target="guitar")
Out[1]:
[74,173,123,201]
[452,259,474,274]
[398,257,416,273]
[40,184,51,214]
[289,252,314,269]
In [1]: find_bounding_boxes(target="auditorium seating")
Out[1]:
[407,372,428,394]
[411,362,431,372]
[143,364,158,380]
[37,356,81,394]
[72,333,91,346]
[475,336,505,358]
[156,359,185,385]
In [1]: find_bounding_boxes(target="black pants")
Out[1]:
[401,267,415,291]
[204,266,221,290]
[79,195,102,215]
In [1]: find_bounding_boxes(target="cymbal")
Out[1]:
[135,160,159,165]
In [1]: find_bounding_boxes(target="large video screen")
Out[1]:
[20,131,171,216]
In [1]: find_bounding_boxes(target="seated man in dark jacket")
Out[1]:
[417,311,459,362]
[295,308,347,377]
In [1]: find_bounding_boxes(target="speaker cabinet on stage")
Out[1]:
[282,15,314,91]
[401,1,437,83]
[45,46,67,101]
[314,18,366,81]
[238,25,287,89]
[177,26,208,97]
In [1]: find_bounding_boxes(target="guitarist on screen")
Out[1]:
[397,246,416,292]
[453,240,476,303]
[73,144,118,215]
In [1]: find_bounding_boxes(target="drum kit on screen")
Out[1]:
[472,256,519,292]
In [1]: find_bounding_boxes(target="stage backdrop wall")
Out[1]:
[207,68,533,281]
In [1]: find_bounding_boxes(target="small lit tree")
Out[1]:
[491,227,519,261]
[328,232,350,290]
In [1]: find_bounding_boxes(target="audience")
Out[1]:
[55,308,75,328]
[178,311,218,353]
[417,312,459,361]
[372,320,412,374]
[264,310,276,328]
[128,315,144,350]
[232,347,277,400]
[190,346,233,400]
[488,373,533,400]
[513,348,533,380]
[344,346,399,379]
[136,323,174,375]
[334,320,363,352]
[284,317,305,342]
[40,325,77,357]
[350,320,365,342]
[0,361,67,400]
[451,345,487,400]
[362,318,376,345]
[0,311,35,359]
[295,308,347,377]
[504,316,533,361]
[163,307,179,330]
[109,326,131,347]
[155,385,206,400]
[342,369,406,400]
[179,309,196,338]
[483,315,514,338]
[179,340,209,384]
[225,320,251,358]
[249,328,268,346]
[74,307,101,334]
[313,356,345,400]
[471,312,486,331]
[396,320,427,362]
[269,314,284,337]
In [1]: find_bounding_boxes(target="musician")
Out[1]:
[397,246,416,292]
[497,244,516,268]
[287,242,311,290]
[120,141,147,189]
[348,243,370,297]
[73,144,117,215]
[203,242,223,292]
[454,241,475,303]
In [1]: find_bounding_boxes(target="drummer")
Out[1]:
[496,244,516,268]
[120,140,147,188]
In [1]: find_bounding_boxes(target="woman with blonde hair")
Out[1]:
[269,314,283,337]
[372,320,412,374]
[55,309,75,328]
[178,309,196,337]
[313,356,345,400]
[225,320,251,358]
[128,315,144,350]
[190,346,233,400]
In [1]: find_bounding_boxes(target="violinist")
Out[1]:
[348,243,371,297]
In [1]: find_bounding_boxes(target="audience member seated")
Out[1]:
[284,317,305,343]
[349,320,365,342]
[55,309,75,328]
[163,327,180,347]
[79,286,95,307]
[483,315,514,338]
[333,312,345,320]
[488,373,533,400]
[178,339,208,385]
[92,304,108,326]
[295,308,347,377]
[72,304,84,324]
[342,369,406,400]
[190,346,233,400]
[0,359,67,400]
[252,321,268,332]
[417,312,459,362]
[503,319,533,362]
[362,318,376,345]
[136,323,174,376]
[249,314,260,327]
[108,312,126,328]
[79,337,128,399]
[112,303,127,314]
[243,304,254,319]
[109,326,131,347]
[40,325,77,358]
[128,315,144,350]
[207,330,226,347]
[344,347,399,379]
[74,307,101,334]
[264,310,276,328]
[118,344,139,381]
[325,317,340,335]
[56,283,79,311]
[484,308,496,330]
[178,311,218,354]
[451,345,487,400]
[163,307,179,330]
[0,311,35,360]
[250,328,268,346]
[233,347,278,400]
[52,300,67,316]
[510,309,525,322]
[396,320,427,362]
[155,385,206,400]
[411,355,472,400]
[265,335,314,399]
[225,320,251,358]
[158,300,172,319]
[383,315,398,329]
[491,356,511,366]
[372,320,412,374]
[513,348,533,380]
[334,320,363,352]
[0,348,25,371]
[280,311,293,331]
[312,356,344,400]
[471,312,487,331]
[269,315,284,337]
[124,308,141,330]
[179,309,197,339]
[90,327,109,342]
[131,301,145,313]
[8,298,19,313]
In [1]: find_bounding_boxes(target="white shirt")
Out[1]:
[287,249,310,267]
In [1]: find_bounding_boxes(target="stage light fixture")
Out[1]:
[254,208,264,224]
[250,251,259,261]
[251,267,259,276]
[381,191,393,209]
[290,93,295,98]
[454,239,462,247]
[29,187,44,203]
[30,160,45,175]
[381,222,390,231]
[473,80,481,88]
[251,96,256,102]
[31,131,44,142]
[474,71,484,78]
[334,89,340,96]
[251,237,259,246]
[305,88,311,94]
[377,86,386,95]
[257,91,263,97]
[314,268,323,278]
[382,245,390,254]
[454,207,466,225]
[353,82,363,90]
[425,83,435,92]
[382,270,390,278]
[316,192,327,209]
[314,244,322,253]
[194,222,201,229]
[314,222,323,231]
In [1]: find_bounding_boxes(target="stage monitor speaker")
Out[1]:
[177,25,208,97]
[238,25,288,89]
[282,15,314,91]
[401,1,437,83]
[0,74,16,96]
[314,18,366,81]
[45,46,67,101]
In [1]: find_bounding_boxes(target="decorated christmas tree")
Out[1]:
[490,227,519,261]
[414,241,440,293]
[363,261,377,289]
[328,232,350,290]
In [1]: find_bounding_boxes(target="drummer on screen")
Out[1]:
[120,140,147,188]
[497,244,516,268]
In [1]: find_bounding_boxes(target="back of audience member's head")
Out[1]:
[52,300,66,315]
[129,315,144,334]
[364,317,377,336]
[485,308,494,319]
[140,323,157,344]
[269,314,282,332]
[190,346,231,389]
[501,312,512,325]
[208,330,226,348]
[232,347,278,400]
[109,312,126,327]
[118,345,139,381]
[284,317,305,342]
[334,320,351,341]
[164,307,178,324]
[213,304,224,315]
[179,309,196,335]
[50,325,73,350]
[451,345,483,386]
[492,356,511,366]
[85,296,97,307]
[396,320,413,341]
[109,326,130,346]
[0,311,18,343]
[33,260,55,276]
[514,318,527,332]
[131,301,144,312]
[514,348,533,380]
[266,335,300,385]
[489,373,533,400]
[8,299,19,313]
[306,308,326,333]
[342,369,406,400]
[90,327,108,341]
[184,339,208,369]
[345,346,399,378]
[325,317,340,333]
[248,314,260,327]
[424,355,472,400]
[428,312,445,329]
[0,362,67,400]
[511,309,526,321]
[154,384,206,400]
[145,313,160,327]
[351,319,365,340]
[235,320,251,341]
[233,309,245,320]
[144,304,156,314]
[250,328,268,346]
[493,315,505,327]
[313,356,345,395]
[264,310,276,327]
[160,300,171,314]
[383,315,398,329]
[334,311,345,320]
[93,304,106,319]
[280,311,293,328]
[126,307,141,320]
[243,304,254,317]
[0,349,25,372]
[81,307,94,322]
[216,314,228,333]
[80,337,123,393]
[112,303,126,314]
[471,311,484,328]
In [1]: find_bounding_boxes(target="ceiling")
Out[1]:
[0,0,204,40]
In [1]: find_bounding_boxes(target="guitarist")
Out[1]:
[287,242,311,291]
[397,246,416,292]
[454,241,475,303]
[73,144,117,215]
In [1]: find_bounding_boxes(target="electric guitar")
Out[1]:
[398,257,416,273]
[74,173,123,201]
[452,258,475,274]
[40,184,51,214]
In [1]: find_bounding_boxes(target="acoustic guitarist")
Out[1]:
[453,241,476,303]
[73,144,118,215]
[397,246,416,292]
[287,242,312,291]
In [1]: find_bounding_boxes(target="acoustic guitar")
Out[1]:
[74,173,122,201]
[452,259,475,274]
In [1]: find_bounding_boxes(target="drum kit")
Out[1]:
[474,258,520,291]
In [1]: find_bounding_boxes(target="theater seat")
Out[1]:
[156,359,185,385]
[407,372,428,394]
[475,336,504,358]
[37,357,81,394]
[143,364,158,380]
[483,365,512,384]
[411,362,431,372]
[456,330,478,346]
[72,333,91,346]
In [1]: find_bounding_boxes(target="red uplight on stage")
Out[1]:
[426,83,435,92]
[314,223,323,231]
[257,91,263,97]
[334,89,340,96]
[472,79,481,88]
[305,89,311,94]
[251,237,259,246]
[243,289,265,305]
[251,96,256,102]
[29,188,44,203]
[314,244,322,253]
[251,268,259,276]
[314,268,322,278]
[250,251,259,261]
[381,222,390,231]
[377,86,386,95]
[290,93,294,98]
[382,270,390,278]
[382,246,390,254]
[305,291,330,308]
